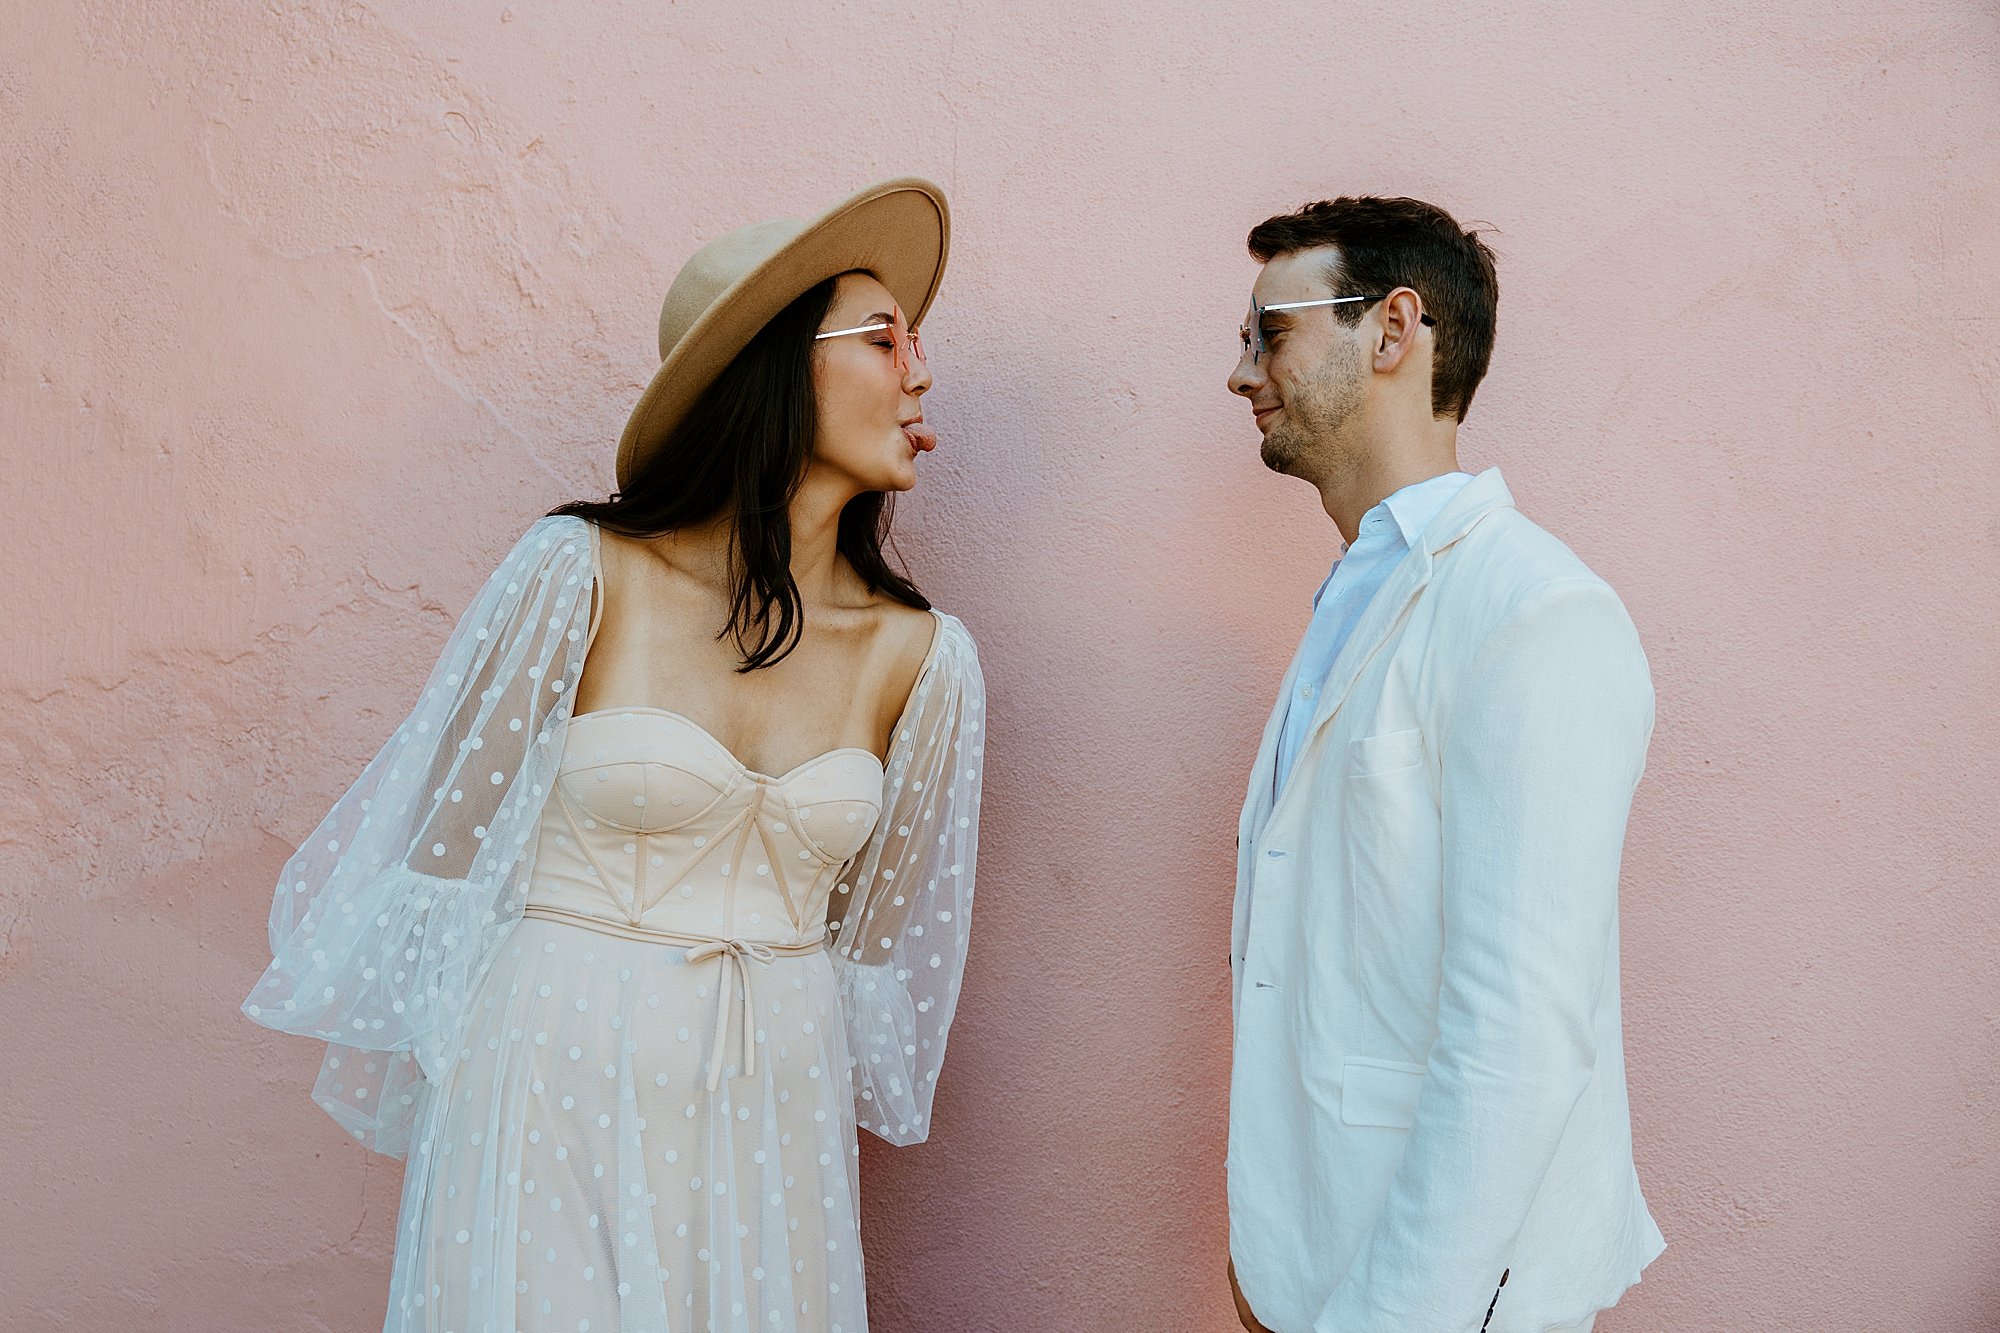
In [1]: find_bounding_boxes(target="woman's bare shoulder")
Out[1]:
[861,598,941,719]
[872,597,940,658]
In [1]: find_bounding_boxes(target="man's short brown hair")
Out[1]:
[1248,196,1498,422]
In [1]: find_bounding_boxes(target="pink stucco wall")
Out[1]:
[4,2,1996,1328]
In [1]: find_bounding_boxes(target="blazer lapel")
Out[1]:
[1240,634,1310,845]
[1288,468,1518,770]
[1234,634,1313,970]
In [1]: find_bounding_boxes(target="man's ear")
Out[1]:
[1372,288,1428,373]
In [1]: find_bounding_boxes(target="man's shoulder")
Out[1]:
[1445,502,1623,596]
[1427,504,1639,651]
[1457,502,1606,581]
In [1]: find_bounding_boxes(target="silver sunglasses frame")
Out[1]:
[1242,293,1434,363]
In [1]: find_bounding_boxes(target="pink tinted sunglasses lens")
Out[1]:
[892,307,926,372]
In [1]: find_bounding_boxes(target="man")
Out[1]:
[1223,197,1665,1333]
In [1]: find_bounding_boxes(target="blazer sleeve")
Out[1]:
[1315,579,1655,1333]
[827,614,987,1145]
[241,516,594,1156]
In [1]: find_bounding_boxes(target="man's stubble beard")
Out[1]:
[1259,335,1365,486]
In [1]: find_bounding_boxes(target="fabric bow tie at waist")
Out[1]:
[682,936,782,1092]
[520,903,827,1091]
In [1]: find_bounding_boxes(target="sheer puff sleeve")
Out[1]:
[242,515,595,1157]
[828,613,987,1146]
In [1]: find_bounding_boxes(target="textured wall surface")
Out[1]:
[3,2,1996,1329]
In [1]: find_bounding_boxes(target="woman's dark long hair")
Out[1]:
[553,276,929,672]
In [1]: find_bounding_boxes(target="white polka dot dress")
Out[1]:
[244,518,987,1333]
[388,711,885,1332]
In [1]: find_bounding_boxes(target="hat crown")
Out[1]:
[658,217,807,359]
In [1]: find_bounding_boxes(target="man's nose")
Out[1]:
[1228,353,1263,398]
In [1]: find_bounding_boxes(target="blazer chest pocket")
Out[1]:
[1344,727,1425,778]
[1343,728,1439,897]
[1340,1055,1427,1129]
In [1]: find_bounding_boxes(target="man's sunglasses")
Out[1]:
[1240,294,1436,364]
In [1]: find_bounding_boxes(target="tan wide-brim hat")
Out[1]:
[616,176,951,489]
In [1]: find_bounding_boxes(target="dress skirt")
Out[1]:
[383,917,868,1333]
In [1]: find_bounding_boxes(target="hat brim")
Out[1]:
[615,177,950,489]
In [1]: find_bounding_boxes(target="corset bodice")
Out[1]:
[525,708,887,946]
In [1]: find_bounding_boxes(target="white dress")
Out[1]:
[243,517,986,1333]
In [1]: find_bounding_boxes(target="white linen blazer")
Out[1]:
[1227,468,1666,1333]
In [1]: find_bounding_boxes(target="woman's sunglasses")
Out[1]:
[816,304,927,375]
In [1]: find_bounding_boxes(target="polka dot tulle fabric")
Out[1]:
[243,518,985,1331]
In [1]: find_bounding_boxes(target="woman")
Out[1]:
[243,178,985,1333]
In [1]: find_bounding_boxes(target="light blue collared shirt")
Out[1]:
[1273,471,1475,789]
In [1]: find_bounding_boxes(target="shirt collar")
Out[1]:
[1379,469,1477,547]
[1313,470,1475,606]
